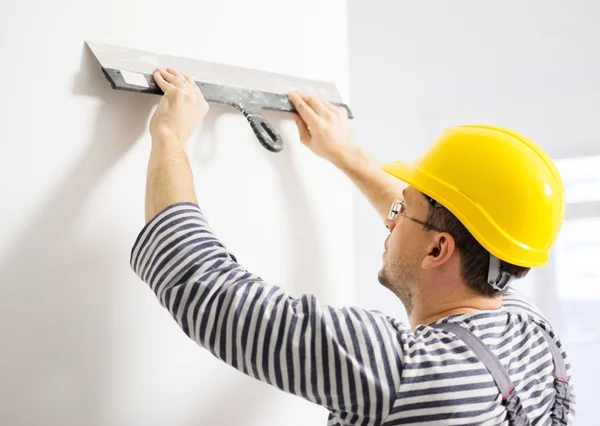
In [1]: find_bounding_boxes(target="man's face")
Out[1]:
[378,186,434,312]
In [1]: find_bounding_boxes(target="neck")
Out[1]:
[406,287,502,329]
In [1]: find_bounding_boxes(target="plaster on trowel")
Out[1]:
[86,41,353,152]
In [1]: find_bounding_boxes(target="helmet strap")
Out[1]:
[487,254,514,291]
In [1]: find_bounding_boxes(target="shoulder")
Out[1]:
[380,313,511,424]
[384,309,572,424]
[340,290,563,366]
[501,287,552,325]
[373,311,481,364]
[373,293,570,375]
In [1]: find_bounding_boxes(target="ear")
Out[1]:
[422,233,456,269]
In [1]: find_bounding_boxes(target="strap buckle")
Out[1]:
[487,254,514,291]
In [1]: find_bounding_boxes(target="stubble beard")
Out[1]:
[378,262,416,315]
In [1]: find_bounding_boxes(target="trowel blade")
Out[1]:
[85,41,345,103]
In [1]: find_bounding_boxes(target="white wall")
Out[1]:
[348,0,600,422]
[0,1,353,425]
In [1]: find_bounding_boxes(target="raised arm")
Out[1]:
[130,202,403,425]
[144,68,208,222]
[134,69,404,425]
[287,92,405,221]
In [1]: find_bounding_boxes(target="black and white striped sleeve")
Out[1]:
[130,203,403,425]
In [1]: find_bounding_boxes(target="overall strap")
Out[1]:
[431,322,531,426]
[536,326,572,425]
[537,326,568,380]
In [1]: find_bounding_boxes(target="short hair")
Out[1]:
[425,201,530,297]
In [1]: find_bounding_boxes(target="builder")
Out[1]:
[132,67,574,425]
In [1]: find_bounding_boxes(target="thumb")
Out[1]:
[292,114,311,144]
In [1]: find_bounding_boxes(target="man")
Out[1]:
[132,67,574,425]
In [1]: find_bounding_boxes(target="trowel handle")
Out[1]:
[243,112,284,153]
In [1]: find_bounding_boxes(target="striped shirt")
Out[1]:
[130,202,575,425]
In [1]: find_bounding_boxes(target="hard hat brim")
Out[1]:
[381,160,447,210]
[382,161,421,195]
[381,160,548,268]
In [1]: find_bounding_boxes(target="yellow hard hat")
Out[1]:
[382,125,566,268]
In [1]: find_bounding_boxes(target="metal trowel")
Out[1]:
[85,41,353,152]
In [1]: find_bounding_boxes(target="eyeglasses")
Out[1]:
[388,199,445,232]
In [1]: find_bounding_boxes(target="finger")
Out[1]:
[157,68,177,84]
[162,68,186,88]
[166,67,185,80]
[170,69,198,91]
[288,92,320,128]
[153,70,174,93]
[301,94,331,117]
[319,97,338,113]
[335,105,349,118]
[320,97,348,118]
[292,113,310,143]
[182,72,196,86]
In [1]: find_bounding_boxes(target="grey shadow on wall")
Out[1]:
[0,43,155,426]
[190,103,222,165]
[195,106,325,297]
[180,105,273,426]
[259,110,326,298]
[191,106,326,303]
[182,111,328,426]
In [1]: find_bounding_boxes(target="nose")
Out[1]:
[385,218,396,232]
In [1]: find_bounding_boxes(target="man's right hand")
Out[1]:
[288,92,357,166]
[288,92,406,223]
